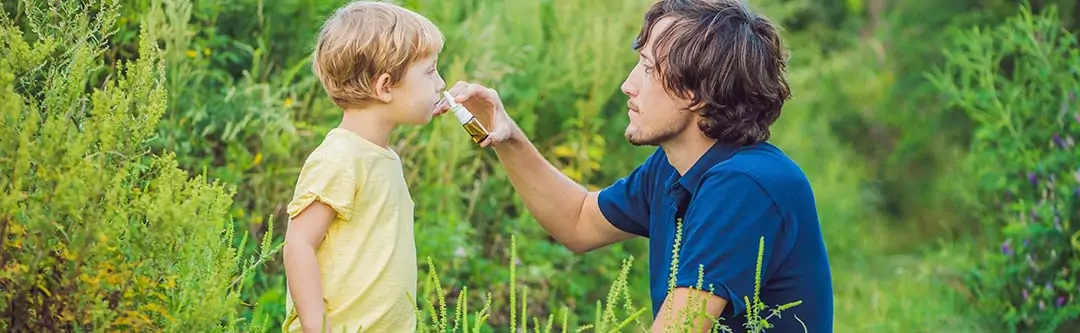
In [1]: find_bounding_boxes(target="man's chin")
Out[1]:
[625,133,656,146]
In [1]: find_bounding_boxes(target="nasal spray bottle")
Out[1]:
[443,91,490,144]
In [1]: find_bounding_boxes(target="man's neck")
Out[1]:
[338,106,397,149]
[661,131,718,176]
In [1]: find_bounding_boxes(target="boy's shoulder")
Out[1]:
[304,128,400,165]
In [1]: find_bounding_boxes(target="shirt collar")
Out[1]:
[666,141,740,195]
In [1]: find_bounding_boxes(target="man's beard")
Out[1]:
[625,122,685,146]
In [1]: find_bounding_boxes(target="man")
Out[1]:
[439,0,833,331]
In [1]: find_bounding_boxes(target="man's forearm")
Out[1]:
[491,123,590,248]
[284,243,330,333]
[651,288,727,333]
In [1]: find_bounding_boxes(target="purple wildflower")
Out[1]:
[1029,172,1038,187]
[1054,134,1066,148]
[1023,289,1030,300]
[1058,296,1067,307]
[1002,240,1013,255]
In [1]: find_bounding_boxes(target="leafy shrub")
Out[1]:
[0,0,277,331]
[927,4,1080,331]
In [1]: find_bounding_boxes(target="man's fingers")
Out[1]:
[450,81,469,92]
[448,81,470,96]
[453,84,488,103]
[448,82,500,107]
[433,100,449,114]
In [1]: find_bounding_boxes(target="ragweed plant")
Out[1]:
[0,0,280,331]
[413,228,803,333]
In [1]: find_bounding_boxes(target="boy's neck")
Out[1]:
[338,106,397,149]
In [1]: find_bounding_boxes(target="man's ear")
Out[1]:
[683,92,703,113]
[373,73,393,103]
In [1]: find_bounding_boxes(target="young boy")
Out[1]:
[281,1,446,332]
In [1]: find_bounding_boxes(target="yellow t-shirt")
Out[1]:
[282,128,417,333]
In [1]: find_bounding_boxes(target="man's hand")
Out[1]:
[435,81,516,147]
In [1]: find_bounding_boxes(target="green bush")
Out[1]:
[0,0,276,331]
[927,4,1080,331]
[812,0,1078,241]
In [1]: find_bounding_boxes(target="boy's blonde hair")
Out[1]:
[312,1,444,108]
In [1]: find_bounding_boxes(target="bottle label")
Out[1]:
[463,119,489,143]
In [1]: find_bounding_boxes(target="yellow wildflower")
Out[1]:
[553,145,575,158]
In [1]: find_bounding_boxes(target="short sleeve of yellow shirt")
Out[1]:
[283,128,418,333]
[286,149,359,222]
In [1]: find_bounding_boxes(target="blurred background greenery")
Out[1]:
[2,0,1079,331]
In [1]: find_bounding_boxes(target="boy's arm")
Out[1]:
[284,201,336,333]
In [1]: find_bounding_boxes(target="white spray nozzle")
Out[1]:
[443,91,473,124]
[442,91,459,107]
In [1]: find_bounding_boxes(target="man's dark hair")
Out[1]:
[633,0,790,146]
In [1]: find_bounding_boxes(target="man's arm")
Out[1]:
[284,202,335,333]
[441,82,638,253]
[491,123,635,253]
[651,288,728,332]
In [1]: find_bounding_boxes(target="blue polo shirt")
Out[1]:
[597,141,833,332]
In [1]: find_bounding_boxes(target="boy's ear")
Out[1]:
[373,73,393,103]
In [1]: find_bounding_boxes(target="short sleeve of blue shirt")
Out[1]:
[596,150,663,237]
[675,169,796,318]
